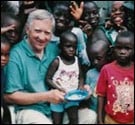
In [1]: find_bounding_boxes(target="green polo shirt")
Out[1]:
[4,37,59,116]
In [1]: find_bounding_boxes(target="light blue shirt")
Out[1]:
[86,68,99,112]
[72,27,90,66]
[4,36,59,116]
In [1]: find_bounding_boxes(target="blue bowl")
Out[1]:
[65,89,89,102]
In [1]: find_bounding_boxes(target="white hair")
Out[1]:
[26,9,55,32]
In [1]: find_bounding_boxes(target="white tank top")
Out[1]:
[52,56,79,92]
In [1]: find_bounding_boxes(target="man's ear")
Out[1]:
[25,25,29,35]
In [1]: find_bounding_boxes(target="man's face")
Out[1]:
[26,19,53,53]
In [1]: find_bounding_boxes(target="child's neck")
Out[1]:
[116,61,133,68]
[60,55,75,65]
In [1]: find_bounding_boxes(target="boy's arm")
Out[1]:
[78,61,84,89]
[46,58,65,92]
[70,1,84,21]
[1,24,15,34]
[97,95,105,124]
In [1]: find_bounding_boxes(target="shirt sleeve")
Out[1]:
[4,51,24,93]
[96,67,108,97]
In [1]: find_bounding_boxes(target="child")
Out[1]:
[96,1,127,46]
[79,1,100,37]
[1,12,21,45]
[86,40,110,114]
[96,31,134,124]
[70,1,100,38]
[46,31,84,124]
[1,36,11,124]
[52,2,90,72]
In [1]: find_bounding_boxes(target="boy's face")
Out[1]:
[53,5,71,34]
[81,2,99,28]
[89,49,107,71]
[1,43,10,67]
[61,36,77,59]
[114,37,134,65]
[5,19,20,44]
[87,41,108,71]
[111,1,125,26]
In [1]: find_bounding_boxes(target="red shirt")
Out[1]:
[96,61,134,123]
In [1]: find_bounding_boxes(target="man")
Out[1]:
[4,9,64,124]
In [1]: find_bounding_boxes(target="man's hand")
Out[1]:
[46,89,65,104]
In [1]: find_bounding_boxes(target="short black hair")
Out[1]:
[60,31,77,45]
[115,31,134,44]
[1,35,11,46]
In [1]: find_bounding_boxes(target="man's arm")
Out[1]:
[4,90,65,105]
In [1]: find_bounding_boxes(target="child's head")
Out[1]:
[1,12,21,45]
[87,40,109,71]
[59,31,77,60]
[110,1,125,27]
[81,1,99,29]
[114,31,134,66]
[53,2,74,36]
[1,36,11,67]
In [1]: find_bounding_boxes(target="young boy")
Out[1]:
[46,31,84,124]
[86,40,110,113]
[96,31,134,124]
[1,36,12,124]
[1,12,21,45]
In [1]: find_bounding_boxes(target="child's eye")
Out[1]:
[1,53,9,57]
[115,46,121,49]
[93,10,98,15]
[115,46,132,50]
[65,45,76,49]
[111,8,117,13]
[85,13,89,18]
[66,45,72,48]
[125,47,132,50]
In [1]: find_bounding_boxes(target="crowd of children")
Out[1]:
[1,1,134,124]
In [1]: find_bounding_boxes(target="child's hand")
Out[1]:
[22,1,36,14]
[70,1,84,20]
[1,24,15,34]
[78,20,93,37]
[83,84,92,95]
[105,20,113,29]
[105,19,127,32]
[79,84,92,99]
